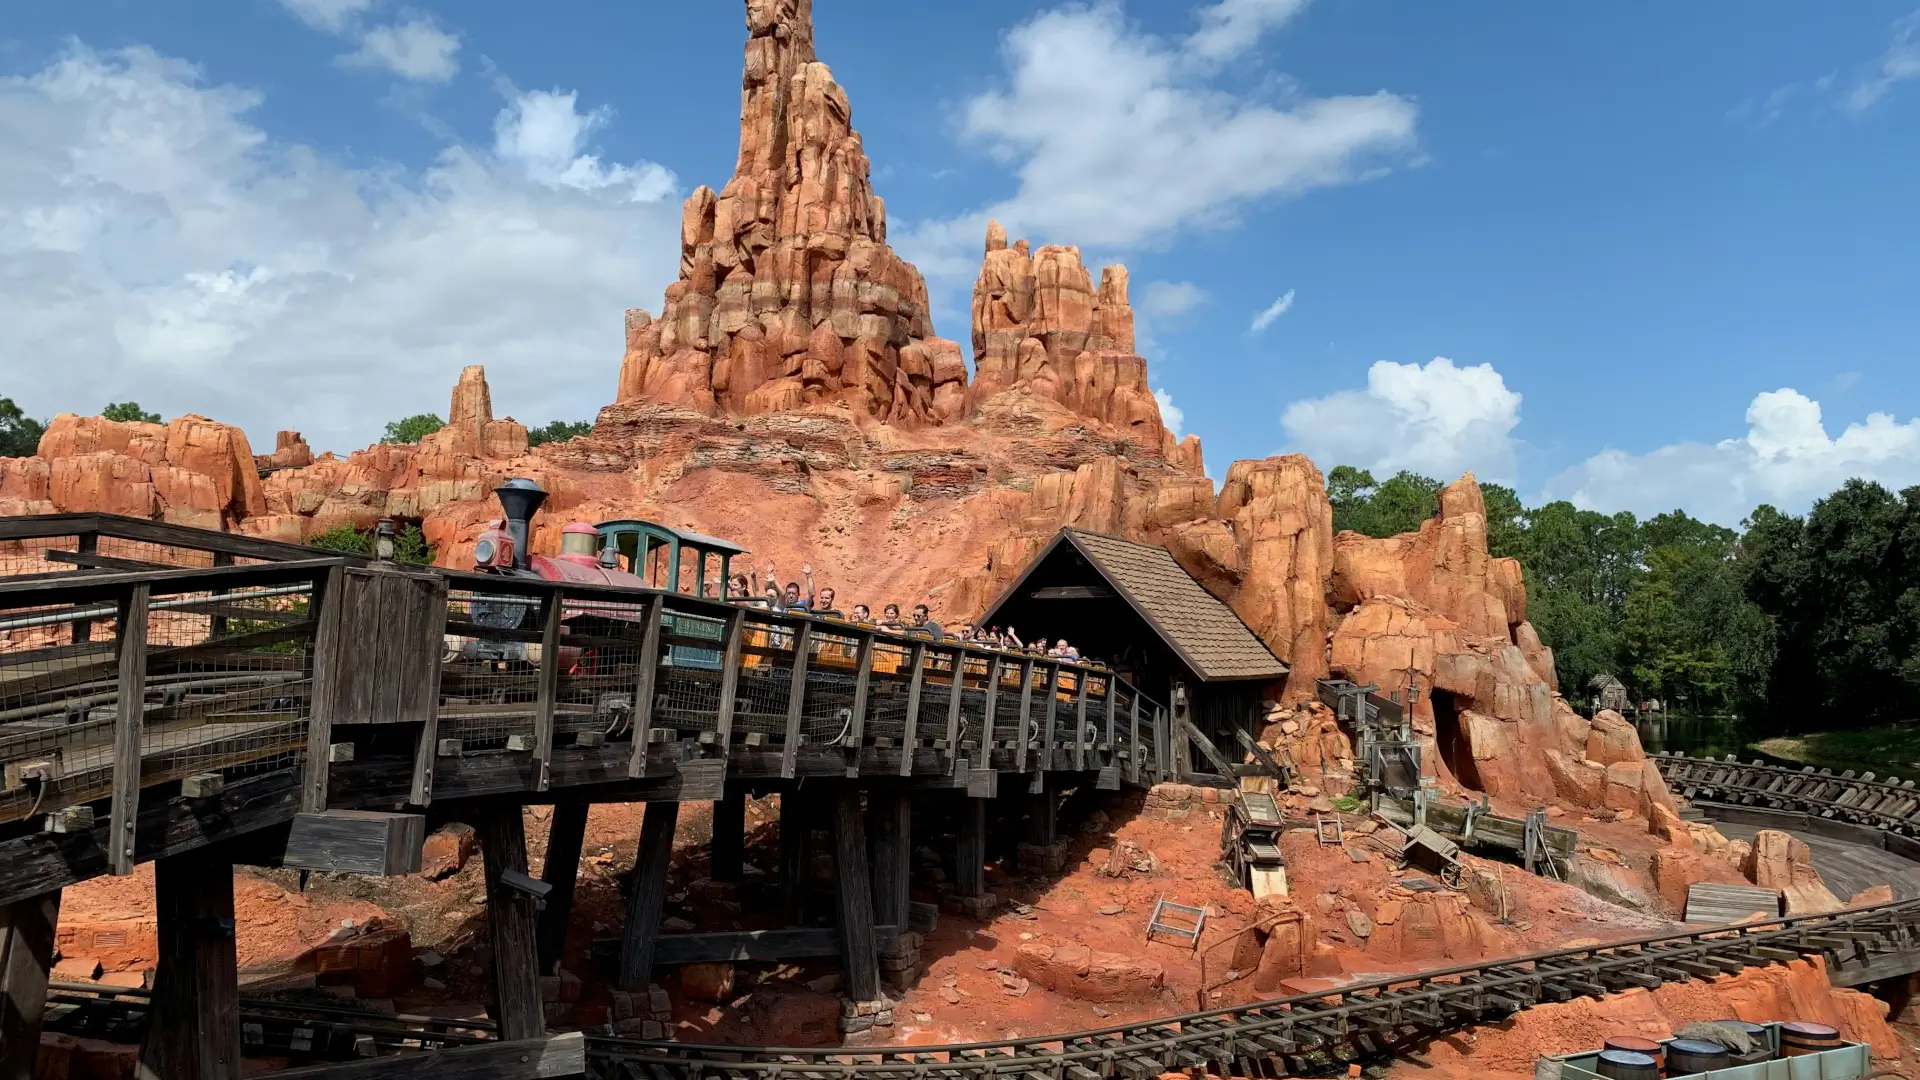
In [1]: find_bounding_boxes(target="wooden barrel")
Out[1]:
[1596,1049,1660,1080]
[1665,1038,1730,1076]
[1604,1036,1665,1070]
[1780,1022,1841,1057]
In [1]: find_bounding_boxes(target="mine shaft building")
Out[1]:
[981,528,1288,779]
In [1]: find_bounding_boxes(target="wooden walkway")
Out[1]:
[1708,816,1920,900]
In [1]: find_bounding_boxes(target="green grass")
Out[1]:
[1331,794,1364,814]
[1752,724,1920,777]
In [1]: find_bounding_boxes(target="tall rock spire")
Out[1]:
[618,0,968,424]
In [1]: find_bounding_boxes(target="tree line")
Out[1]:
[1330,466,1920,732]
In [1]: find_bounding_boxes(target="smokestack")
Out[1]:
[494,478,548,571]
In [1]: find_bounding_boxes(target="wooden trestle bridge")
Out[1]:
[7,516,1920,1079]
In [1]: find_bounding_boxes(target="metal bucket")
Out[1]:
[1664,1038,1730,1076]
[1779,1021,1841,1057]
[1595,1049,1660,1080]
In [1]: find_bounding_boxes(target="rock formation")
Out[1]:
[615,0,968,426]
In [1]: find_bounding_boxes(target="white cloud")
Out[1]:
[897,0,1416,284]
[1249,288,1295,332]
[278,0,374,33]
[493,88,675,199]
[0,43,682,454]
[1546,389,1920,525]
[1139,280,1208,319]
[339,16,461,83]
[1187,0,1311,63]
[1845,9,1920,112]
[1153,387,1185,439]
[1280,357,1521,483]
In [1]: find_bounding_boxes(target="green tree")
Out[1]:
[307,522,434,565]
[1328,466,1442,538]
[102,401,160,424]
[0,397,45,457]
[381,414,445,444]
[528,420,593,446]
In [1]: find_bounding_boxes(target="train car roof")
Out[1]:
[596,519,748,556]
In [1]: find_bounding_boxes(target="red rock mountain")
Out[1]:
[0,0,1660,816]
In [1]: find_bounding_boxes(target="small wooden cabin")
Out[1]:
[980,528,1288,779]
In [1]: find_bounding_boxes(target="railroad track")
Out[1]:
[1653,752,1920,837]
[579,897,1920,1080]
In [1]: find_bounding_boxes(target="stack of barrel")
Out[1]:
[1593,1021,1840,1078]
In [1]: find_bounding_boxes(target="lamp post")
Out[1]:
[374,518,396,563]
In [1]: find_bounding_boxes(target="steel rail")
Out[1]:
[1654,752,1920,836]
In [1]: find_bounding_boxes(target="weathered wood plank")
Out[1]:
[272,1033,586,1080]
[956,796,987,899]
[305,566,348,813]
[626,595,664,777]
[409,575,449,806]
[710,789,745,883]
[476,805,544,1041]
[141,846,242,1080]
[711,608,747,758]
[531,589,564,792]
[832,784,879,1002]
[868,789,910,930]
[779,622,812,779]
[536,802,589,976]
[1015,659,1034,773]
[281,811,425,876]
[0,889,61,1080]
[899,643,926,778]
[617,800,680,992]
[845,634,874,776]
[109,583,150,877]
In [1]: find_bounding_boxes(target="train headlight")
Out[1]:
[474,537,496,565]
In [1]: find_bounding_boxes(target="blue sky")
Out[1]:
[2,1,1917,525]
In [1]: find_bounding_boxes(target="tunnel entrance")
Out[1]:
[1430,688,1483,791]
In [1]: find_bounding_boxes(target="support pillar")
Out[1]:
[617,800,679,992]
[535,802,589,976]
[779,792,814,926]
[0,889,60,1080]
[866,790,910,929]
[711,789,746,883]
[830,786,879,1002]
[956,796,987,899]
[141,849,241,1080]
[477,806,543,1041]
[1030,788,1058,846]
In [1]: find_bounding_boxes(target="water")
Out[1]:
[1630,712,1764,760]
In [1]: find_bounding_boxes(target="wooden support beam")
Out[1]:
[831,786,880,1002]
[476,805,544,1040]
[867,790,910,929]
[846,634,874,770]
[1104,679,1117,754]
[617,800,679,992]
[272,1032,586,1080]
[536,802,589,976]
[710,789,746,883]
[899,643,926,777]
[0,889,60,1080]
[409,575,449,806]
[944,647,966,767]
[1074,673,1089,771]
[141,847,241,1080]
[531,588,564,792]
[779,622,812,779]
[712,608,746,756]
[625,595,664,778]
[981,655,1001,754]
[1015,659,1034,773]
[109,583,150,877]
[282,811,425,876]
[1032,788,1058,846]
[305,566,347,813]
[1042,664,1061,761]
[1129,695,1142,784]
[956,795,987,899]
[780,792,814,926]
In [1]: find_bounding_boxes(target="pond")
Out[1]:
[1629,712,1767,761]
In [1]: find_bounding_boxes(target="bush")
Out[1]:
[528,420,593,446]
[102,401,161,424]
[307,522,434,565]
[381,414,444,444]
[0,397,44,457]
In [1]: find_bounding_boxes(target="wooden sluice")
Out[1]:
[0,513,1175,1078]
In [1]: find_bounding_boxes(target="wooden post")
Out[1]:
[626,595,664,777]
[109,584,150,877]
[1014,659,1034,773]
[943,647,966,769]
[1104,677,1118,756]
[477,806,544,1040]
[535,802,589,976]
[1129,694,1143,784]
[845,635,873,777]
[0,890,60,1080]
[141,848,241,1080]
[779,621,812,779]
[866,790,910,929]
[1041,665,1061,769]
[1031,788,1058,846]
[779,791,814,926]
[981,655,1001,756]
[830,786,879,1002]
[713,608,746,756]
[408,574,449,807]
[70,532,97,644]
[898,643,926,777]
[710,789,746,882]
[955,796,987,899]
[617,800,679,992]
[305,566,347,814]
[1073,670,1089,771]
[532,588,564,792]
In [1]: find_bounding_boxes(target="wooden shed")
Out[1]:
[980,528,1288,779]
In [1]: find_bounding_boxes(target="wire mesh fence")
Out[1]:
[864,640,915,746]
[991,661,1027,752]
[0,535,85,580]
[439,588,542,750]
[732,619,796,739]
[800,628,862,746]
[554,595,652,745]
[654,610,725,738]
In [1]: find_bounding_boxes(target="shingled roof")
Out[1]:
[991,528,1288,682]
